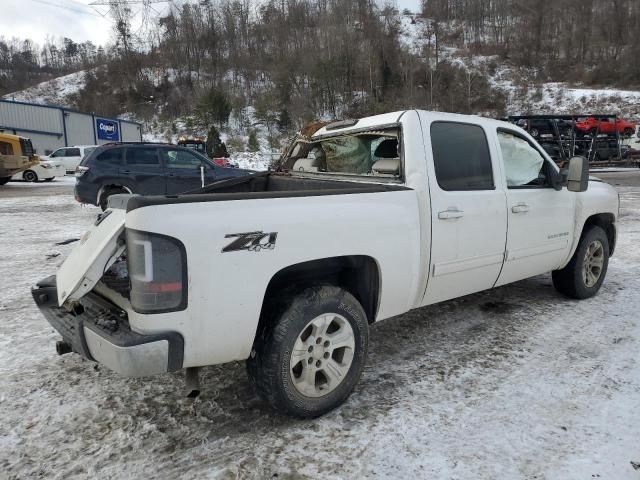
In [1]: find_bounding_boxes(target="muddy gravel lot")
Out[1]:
[1,173,639,479]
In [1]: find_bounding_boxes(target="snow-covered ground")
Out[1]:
[1,176,639,479]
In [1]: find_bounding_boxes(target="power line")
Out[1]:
[27,0,103,17]
[89,0,169,5]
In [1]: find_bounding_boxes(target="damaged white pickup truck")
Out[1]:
[32,111,619,417]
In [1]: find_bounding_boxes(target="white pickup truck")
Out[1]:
[32,111,619,417]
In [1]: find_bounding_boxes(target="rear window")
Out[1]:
[430,122,494,191]
[126,148,160,166]
[91,148,123,166]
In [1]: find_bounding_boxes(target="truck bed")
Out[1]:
[125,172,409,212]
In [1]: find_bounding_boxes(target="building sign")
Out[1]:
[96,118,120,141]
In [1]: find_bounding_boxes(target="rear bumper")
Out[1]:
[74,181,98,205]
[32,276,184,377]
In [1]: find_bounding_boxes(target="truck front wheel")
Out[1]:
[247,285,369,418]
[552,226,609,299]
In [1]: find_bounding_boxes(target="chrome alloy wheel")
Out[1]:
[583,240,605,287]
[289,313,355,397]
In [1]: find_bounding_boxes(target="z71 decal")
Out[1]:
[222,231,278,253]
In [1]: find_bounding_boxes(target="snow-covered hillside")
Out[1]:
[4,18,640,155]
[2,70,86,105]
[399,15,640,120]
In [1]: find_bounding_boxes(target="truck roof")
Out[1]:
[312,110,522,138]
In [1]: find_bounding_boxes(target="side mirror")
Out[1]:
[566,156,589,192]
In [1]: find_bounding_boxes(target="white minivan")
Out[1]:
[44,145,98,173]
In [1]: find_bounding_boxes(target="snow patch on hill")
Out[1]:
[2,70,86,106]
[491,68,640,120]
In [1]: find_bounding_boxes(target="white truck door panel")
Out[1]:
[422,119,507,305]
[494,130,575,286]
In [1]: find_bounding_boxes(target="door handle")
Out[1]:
[121,170,131,174]
[438,208,464,219]
[511,203,530,213]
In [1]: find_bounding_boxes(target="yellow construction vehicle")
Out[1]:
[0,132,40,185]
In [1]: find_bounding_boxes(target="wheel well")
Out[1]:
[97,184,131,204]
[582,213,616,256]
[257,256,381,335]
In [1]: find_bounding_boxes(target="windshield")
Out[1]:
[283,129,401,178]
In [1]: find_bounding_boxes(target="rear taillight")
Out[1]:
[126,229,187,313]
[75,165,89,177]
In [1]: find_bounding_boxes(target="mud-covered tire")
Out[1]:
[99,187,127,210]
[552,225,609,299]
[247,285,369,418]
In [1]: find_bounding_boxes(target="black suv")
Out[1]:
[75,143,251,209]
[516,118,575,138]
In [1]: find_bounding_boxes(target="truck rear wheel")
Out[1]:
[552,225,609,299]
[247,285,369,418]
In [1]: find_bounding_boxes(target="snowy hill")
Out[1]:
[2,70,86,105]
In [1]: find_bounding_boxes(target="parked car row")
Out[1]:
[515,116,637,139]
[10,142,245,188]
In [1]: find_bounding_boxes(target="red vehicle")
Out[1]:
[575,116,636,137]
[212,157,231,167]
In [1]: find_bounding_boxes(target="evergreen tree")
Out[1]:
[247,130,260,152]
[206,125,229,158]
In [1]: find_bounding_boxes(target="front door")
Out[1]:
[162,148,213,194]
[494,129,575,286]
[123,147,166,195]
[422,120,508,305]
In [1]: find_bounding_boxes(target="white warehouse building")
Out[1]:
[0,99,143,155]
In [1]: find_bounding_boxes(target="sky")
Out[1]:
[2,0,421,47]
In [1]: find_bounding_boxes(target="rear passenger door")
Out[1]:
[422,120,508,305]
[123,147,166,195]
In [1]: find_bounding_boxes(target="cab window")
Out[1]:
[498,131,552,188]
[431,122,494,191]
